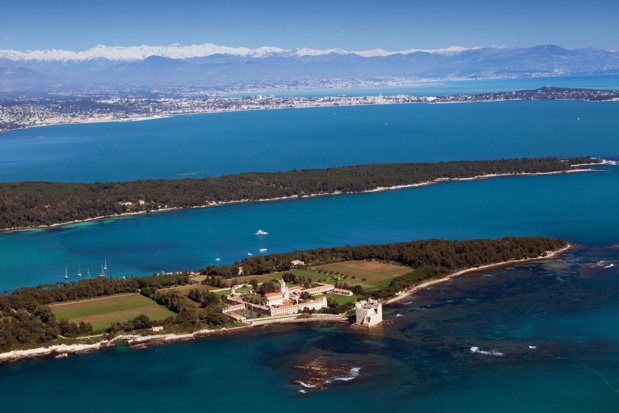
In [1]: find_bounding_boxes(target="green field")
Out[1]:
[311,260,411,291]
[258,260,408,292]
[50,293,177,332]
[328,293,360,305]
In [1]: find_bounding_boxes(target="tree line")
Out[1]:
[0,157,599,230]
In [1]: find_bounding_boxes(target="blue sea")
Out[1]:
[0,76,618,412]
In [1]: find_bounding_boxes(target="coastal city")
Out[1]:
[2,86,618,133]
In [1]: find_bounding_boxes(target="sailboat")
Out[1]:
[99,265,105,277]
[215,252,221,262]
[103,259,108,271]
[87,267,92,279]
[77,264,82,277]
[64,265,69,279]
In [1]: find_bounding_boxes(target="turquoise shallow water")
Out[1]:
[1,77,619,411]
[1,169,618,290]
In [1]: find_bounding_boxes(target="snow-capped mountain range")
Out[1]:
[0,43,618,92]
[0,43,488,62]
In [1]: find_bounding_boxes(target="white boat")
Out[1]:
[77,264,82,277]
[99,265,105,277]
[259,248,267,253]
[64,265,68,279]
[87,267,92,279]
[247,252,253,256]
[255,229,268,235]
[103,259,108,271]
[215,252,221,262]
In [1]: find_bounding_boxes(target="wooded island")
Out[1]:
[0,236,568,353]
[0,156,601,230]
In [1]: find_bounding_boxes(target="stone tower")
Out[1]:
[355,298,383,327]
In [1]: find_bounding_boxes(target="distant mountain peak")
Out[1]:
[0,42,493,62]
[1,43,617,92]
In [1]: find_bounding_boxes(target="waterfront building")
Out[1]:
[355,298,383,327]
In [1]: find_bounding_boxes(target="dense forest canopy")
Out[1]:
[0,156,599,230]
[0,236,567,352]
[235,236,568,276]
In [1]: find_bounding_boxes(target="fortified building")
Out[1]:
[355,298,383,327]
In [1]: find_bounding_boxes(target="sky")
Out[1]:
[1,0,618,52]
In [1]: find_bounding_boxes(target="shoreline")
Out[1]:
[0,245,571,365]
[0,163,608,234]
[0,314,347,365]
[3,87,619,135]
[384,244,573,305]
